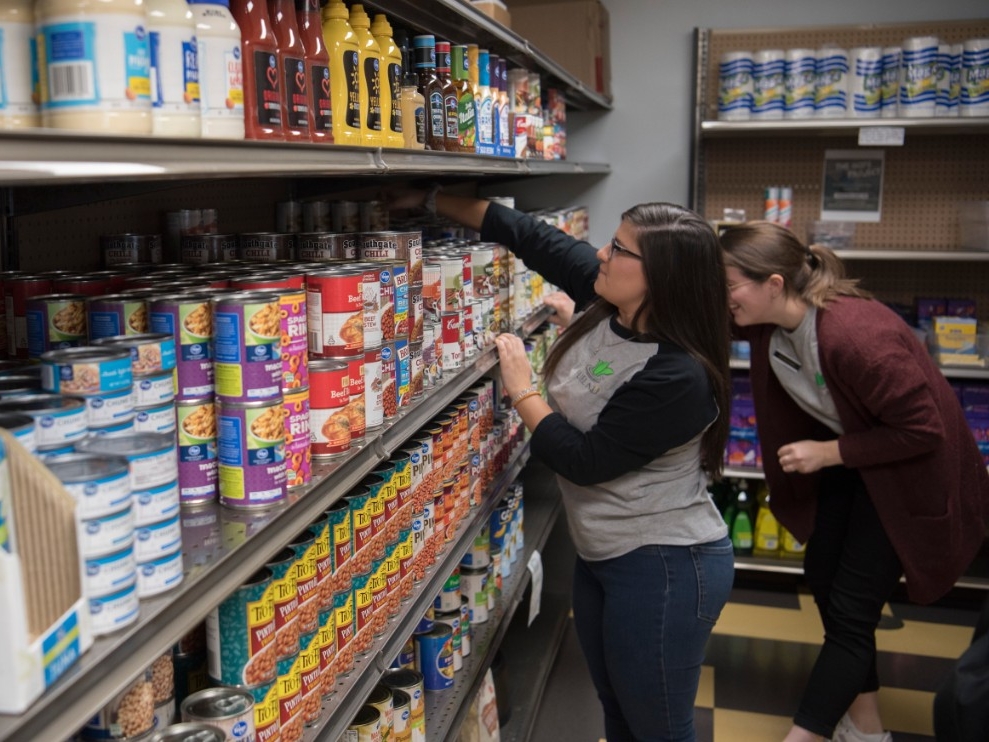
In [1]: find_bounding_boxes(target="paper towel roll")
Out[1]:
[935,43,960,117]
[961,38,989,117]
[881,46,901,117]
[899,36,938,117]
[785,48,816,119]
[718,51,754,121]
[815,46,849,118]
[752,49,785,120]
[850,46,883,118]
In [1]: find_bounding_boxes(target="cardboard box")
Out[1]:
[509,1,611,97]
[471,0,511,29]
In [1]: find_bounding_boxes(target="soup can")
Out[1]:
[216,397,287,509]
[341,353,365,441]
[306,268,364,358]
[414,626,454,691]
[211,292,282,402]
[149,293,214,399]
[296,232,348,262]
[309,359,350,458]
[238,232,295,262]
[206,568,276,686]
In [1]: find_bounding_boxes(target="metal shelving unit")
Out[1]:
[699,117,989,138]
[730,356,989,380]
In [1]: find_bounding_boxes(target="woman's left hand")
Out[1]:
[494,333,534,398]
[777,439,843,474]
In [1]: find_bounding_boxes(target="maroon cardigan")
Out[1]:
[737,297,989,604]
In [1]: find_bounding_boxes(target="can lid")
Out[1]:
[45,452,130,482]
[351,705,381,727]
[40,346,131,365]
[150,721,226,742]
[181,688,253,720]
[76,431,174,456]
[0,393,86,412]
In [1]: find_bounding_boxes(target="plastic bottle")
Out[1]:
[730,481,754,555]
[229,0,283,139]
[294,0,331,143]
[752,484,781,557]
[396,32,424,150]
[270,0,308,140]
[412,34,444,151]
[321,0,360,145]
[35,0,152,133]
[147,0,201,137]
[348,3,380,147]
[0,0,39,128]
[476,49,494,155]
[780,527,807,559]
[496,56,512,157]
[438,41,458,152]
[370,13,403,148]
[190,0,244,139]
[450,44,476,153]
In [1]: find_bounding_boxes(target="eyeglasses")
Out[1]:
[727,279,757,293]
[608,238,643,261]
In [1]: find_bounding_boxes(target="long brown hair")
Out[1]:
[720,221,871,306]
[543,203,731,476]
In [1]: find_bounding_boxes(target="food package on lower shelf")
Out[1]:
[0,429,93,713]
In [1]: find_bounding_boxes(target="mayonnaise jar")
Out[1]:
[35,0,153,133]
[189,0,244,139]
[147,0,201,137]
[0,0,40,128]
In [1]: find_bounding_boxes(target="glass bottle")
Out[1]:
[397,34,425,150]
[476,49,494,154]
[229,0,284,140]
[270,0,308,140]
[348,3,381,147]
[450,44,475,153]
[412,34,444,151]
[295,0,332,143]
[438,41,458,152]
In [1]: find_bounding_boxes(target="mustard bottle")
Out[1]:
[321,0,361,145]
[370,13,403,148]
[348,3,381,147]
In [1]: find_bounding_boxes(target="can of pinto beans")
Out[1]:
[211,292,283,403]
[206,568,277,687]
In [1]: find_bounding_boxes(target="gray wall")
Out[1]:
[492,0,989,246]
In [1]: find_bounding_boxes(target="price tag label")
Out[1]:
[858,126,905,146]
[527,550,543,626]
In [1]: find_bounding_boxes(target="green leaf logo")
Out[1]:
[591,360,614,378]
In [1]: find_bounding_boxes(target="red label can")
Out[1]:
[363,346,383,431]
[6,275,54,359]
[306,268,364,358]
[309,359,350,457]
[441,311,463,371]
[340,354,365,441]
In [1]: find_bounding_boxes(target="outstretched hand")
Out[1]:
[494,333,535,398]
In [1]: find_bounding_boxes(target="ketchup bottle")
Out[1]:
[270,0,308,140]
[230,0,284,139]
[295,0,332,142]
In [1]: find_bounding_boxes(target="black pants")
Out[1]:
[794,466,904,738]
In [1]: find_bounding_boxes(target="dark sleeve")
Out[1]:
[528,350,719,486]
[480,202,600,311]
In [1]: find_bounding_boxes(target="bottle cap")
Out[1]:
[349,3,370,27]
[370,13,393,37]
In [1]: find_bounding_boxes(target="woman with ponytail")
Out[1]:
[721,222,989,742]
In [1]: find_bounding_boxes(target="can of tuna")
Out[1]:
[133,480,181,526]
[0,410,35,451]
[275,653,303,742]
[176,397,217,504]
[82,675,155,740]
[0,374,41,397]
[282,387,311,488]
[413,626,454,691]
[238,232,295,262]
[133,370,175,407]
[247,679,280,742]
[25,293,87,356]
[181,688,256,742]
[86,293,151,339]
[0,393,86,449]
[151,722,226,742]
[216,397,287,509]
[347,705,380,741]
[93,332,177,375]
[78,505,134,558]
[298,629,322,725]
[84,387,136,429]
[137,548,184,597]
[364,346,383,431]
[206,568,276,686]
[268,547,300,660]
[133,402,177,434]
[148,293,214,400]
[305,267,364,359]
[85,418,137,440]
[309,359,349,458]
[47,452,131,518]
[85,544,137,596]
[40,346,132,395]
[212,293,282,402]
[88,581,140,636]
[77,432,178,492]
[134,514,182,561]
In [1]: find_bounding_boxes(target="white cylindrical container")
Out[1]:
[35,0,153,133]
[961,38,989,117]
[815,45,849,118]
[190,0,244,139]
[784,48,816,119]
[850,46,883,118]
[147,0,202,136]
[881,46,901,117]
[899,35,939,117]
[948,43,964,116]
[0,0,40,128]
[717,51,753,121]
[751,49,785,120]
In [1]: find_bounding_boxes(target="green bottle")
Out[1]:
[451,44,476,152]
[730,482,754,555]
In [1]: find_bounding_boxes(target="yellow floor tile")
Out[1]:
[875,620,973,659]
[713,708,792,742]
[696,665,715,709]
[713,593,823,645]
[878,688,935,736]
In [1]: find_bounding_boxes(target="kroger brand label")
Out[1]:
[217,399,286,508]
[213,297,282,401]
[42,351,132,395]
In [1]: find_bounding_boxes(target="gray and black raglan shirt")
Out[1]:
[481,204,728,561]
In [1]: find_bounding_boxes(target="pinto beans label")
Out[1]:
[206,567,277,686]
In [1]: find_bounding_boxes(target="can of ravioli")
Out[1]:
[216,397,287,509]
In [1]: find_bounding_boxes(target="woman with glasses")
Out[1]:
[389,190,735,741]
[720,221,989,742]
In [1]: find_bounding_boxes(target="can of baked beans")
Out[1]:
[267,547,300,661]
[176,397,218,504]
[364,346,383,431]
[149,293,214,400]
[211,292,282,403]
[101,233,162,267]
[309,359,350,458]
[87,293,151,340]
[181,687,257,741]
[25,294,87,356]
[206,569,276,686]
[238,232,295,263]
[306,267,364,359]
[216,397,287,509]
[93,332,177,375]
[282,387,311,488]
[296,232,348,262]
[40,346,133,396]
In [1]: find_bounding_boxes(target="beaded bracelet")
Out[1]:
[510,386,540,408]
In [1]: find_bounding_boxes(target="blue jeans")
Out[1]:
[572,537,735,742]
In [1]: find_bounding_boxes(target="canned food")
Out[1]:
[380,668,425,735]
[137,549,184,597]
[326,499,352,591]
[0,393,86,448]
[5,275,53,359]
[414,625,454,691]
[298,630,322,725]
[460,565,489,624]
[347,705,380,742]
[267,547,300,660]
[276,653,303,742]
[132,370,175,407]
[332,587,355,677]
[341,354,365,442]
[94,333,177,374]
[391,688,411,742]
[180,234,236,265]
[0,410,35,451]
[354,263,382,350]
[85,543,137,596]
[318,608,336,698]
[133,402,177,434]
[206,569,276,686]
[364,346,383,431]
[83,675,155,739]
[309,514,332,611]
[150,722,226,742]
[305,268,364,358]
[41,346,133,395]
[148,293,214,399]
[79,506,134,558]
[181,688,256,741]
[288,530,320,635]
[47,452,131,518]
[247,679,280,742]
[25,293,87,356]
[216,397,287,509]
[366,684,394,740]
[296,232,348,262]
[134,514,182,561]
[82,387,135,430]
[133,480,181,526]
[101,234,162,267]
[77,432,178,492]
[309,359,349,458]
[238,232,294,262]
[88,582,140,637]
[212,293,282,402]
[176,397,218,504]
[282,388,311,489]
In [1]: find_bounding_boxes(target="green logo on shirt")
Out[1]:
[590,360,614,378]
